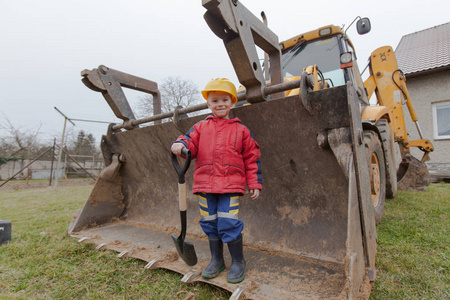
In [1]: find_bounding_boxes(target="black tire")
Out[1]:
[364,131,386,224]
[376,119,398,199]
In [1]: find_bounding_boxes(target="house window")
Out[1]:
[432,101,450,139]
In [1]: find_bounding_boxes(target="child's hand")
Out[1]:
[171,143,186,156]
[250,189,260,200]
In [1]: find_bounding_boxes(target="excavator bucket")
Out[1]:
[69,66,377,299]
[397,156,431,191]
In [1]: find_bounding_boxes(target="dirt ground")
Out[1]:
[0,179,95,191]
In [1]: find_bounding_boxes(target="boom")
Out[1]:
[364,46,434,163]
[202,0,283,102]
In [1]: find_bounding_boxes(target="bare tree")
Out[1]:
[135,76,202,119]
[0,115,42,157]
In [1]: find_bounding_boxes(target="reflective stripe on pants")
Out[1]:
[198,193,243,243]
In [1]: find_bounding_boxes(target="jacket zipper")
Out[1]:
[234,124,238,149]
[212,119,216,179]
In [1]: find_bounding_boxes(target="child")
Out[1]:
[171,78,262,284]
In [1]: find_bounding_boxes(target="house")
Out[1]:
[395,22,450,181]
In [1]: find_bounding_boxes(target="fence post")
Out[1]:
[49,138,56,186]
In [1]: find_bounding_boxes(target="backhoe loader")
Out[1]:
[69,0,432,299]
[273,29,433,224]
[266,26,434,224]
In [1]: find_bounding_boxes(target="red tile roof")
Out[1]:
[395,22,450,76]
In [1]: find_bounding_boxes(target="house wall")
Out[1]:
[404,69,450,178]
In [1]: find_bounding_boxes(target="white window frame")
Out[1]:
[432,101,450,140]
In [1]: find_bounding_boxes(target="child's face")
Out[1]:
[207,91,233,119]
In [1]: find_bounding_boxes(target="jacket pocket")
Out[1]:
[225,164,245,184]
[194,164,213,183]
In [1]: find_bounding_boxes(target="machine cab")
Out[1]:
[280,18,371,105]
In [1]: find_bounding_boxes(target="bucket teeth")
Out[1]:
[230,286,245,300]
[144,259,159,270]
[367,269,377,281]
[117,250,131,258]
[181,271,198,283]
[96,243,107,250]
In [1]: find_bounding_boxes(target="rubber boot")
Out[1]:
[201,237,225,278]
[227,236,247,283]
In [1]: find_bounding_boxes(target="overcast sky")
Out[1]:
[1,0,448,146]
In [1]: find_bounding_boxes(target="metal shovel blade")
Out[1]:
[171,233,197,266]
[171,209,197,266]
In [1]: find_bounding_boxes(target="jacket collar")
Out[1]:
[206,114,241,123]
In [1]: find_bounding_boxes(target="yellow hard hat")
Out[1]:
[201,78,237,104]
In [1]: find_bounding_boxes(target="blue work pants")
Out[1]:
[198,193,243,243]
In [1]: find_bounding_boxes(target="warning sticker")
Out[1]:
[394,90,402,103]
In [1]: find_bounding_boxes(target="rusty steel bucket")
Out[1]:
[69,84,376,299]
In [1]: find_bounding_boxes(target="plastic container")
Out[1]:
[0,220,12,245]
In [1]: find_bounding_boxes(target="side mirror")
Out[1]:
[356,17,371,35]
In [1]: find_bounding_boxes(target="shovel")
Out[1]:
[171,148,197,266]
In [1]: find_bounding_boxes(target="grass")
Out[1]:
[0,182,448,299]
[370,182,449,299]
[0,185,228,300]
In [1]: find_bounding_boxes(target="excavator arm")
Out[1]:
[364,46,434,163]
[202,0,283,102]
[81,65,162,128]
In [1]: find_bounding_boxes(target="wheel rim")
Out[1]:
[370,152,381,207]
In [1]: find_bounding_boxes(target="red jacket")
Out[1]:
[174,115,262,194]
